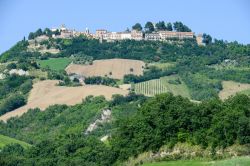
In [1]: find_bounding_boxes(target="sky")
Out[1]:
[0,0,249,54]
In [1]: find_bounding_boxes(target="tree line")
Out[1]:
[132,21,191,32]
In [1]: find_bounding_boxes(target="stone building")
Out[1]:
[196,34,204,46]
[131,30,143,40]
[145,32,161,41]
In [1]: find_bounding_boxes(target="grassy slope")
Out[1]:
[148,62,175,70]
[37,57,72,71]
[143,156,250,166]
[160,75,190,98]
[219,81,250,100]
[239,89,250,96]
[0,134,31,149]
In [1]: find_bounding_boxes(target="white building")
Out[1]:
[120,32,132,40]
[131,30,143,40]
[9,69,29,76]
[145,32,161,41]
[158,31,194,39]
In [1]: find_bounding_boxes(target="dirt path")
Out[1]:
[0,80,128,122]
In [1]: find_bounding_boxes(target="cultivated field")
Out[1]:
[38,57,72,71]
[134,75,190,98]
[0,134,31,149]
[219,81,250,100]
[134,79,168,96]
[65,58,145,79]
[0,80,128,122]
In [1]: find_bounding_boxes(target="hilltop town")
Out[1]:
[28,21,204,45]
[0,18,250,166]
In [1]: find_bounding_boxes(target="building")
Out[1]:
[96,29,108,38]
[145,32,161,41]
[102,32,122,40]
[159,31,194,40]
[120,32,132,40]
[109,32,121,40]
[131,30,143,40]
[50,24,74,39]
[60,29,73,38]
[196,34,204,46]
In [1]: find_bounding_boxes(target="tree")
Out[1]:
[144,22,155,33]
[6,63,17,70]
[132,23,142,31]
[202,33,212,45]
[44,28,52,37]
[155,21,166,31]
[35,28,43,36]
[28,32,35,40]
[173,21,191,32]
[166,22,173,31]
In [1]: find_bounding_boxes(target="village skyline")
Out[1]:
[1,0,249,54]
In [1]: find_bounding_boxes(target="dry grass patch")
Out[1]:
[219,81,250,100]
[0,80,128,122]
[65,58,145,79]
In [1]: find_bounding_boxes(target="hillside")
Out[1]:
[0,93,249,165]
[0,29,250,165]
[0,80,128,121]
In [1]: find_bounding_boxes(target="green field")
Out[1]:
[134,75,190,98]
[148,62,175,70]
[0,134,31,149]
[29,69,48,79]
[37,57,72,71]
[239,89,250,96]
[143,156,250,166]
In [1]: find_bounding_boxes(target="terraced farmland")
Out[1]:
[134,75,190,98]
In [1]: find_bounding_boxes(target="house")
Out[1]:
[96,29,108,38]
[120,32,132,40]
[158,31,194,40]
[131,30,143,40]
[196,34,204,46]
[145,32,161,41]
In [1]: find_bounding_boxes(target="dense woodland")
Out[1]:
[0,93,249,165]
[0,28,250,165]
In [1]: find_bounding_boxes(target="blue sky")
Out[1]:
[0,0,249,54]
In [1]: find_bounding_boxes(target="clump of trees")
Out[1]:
[28,28,60,40]
[111,93,250,161]
[0,75,32,116]
[173,21,191,32]
[132,21,190,32]
[203,33,213,45]
[84,76,117,86]
[132,23,143,31]
[124,66,176,83]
